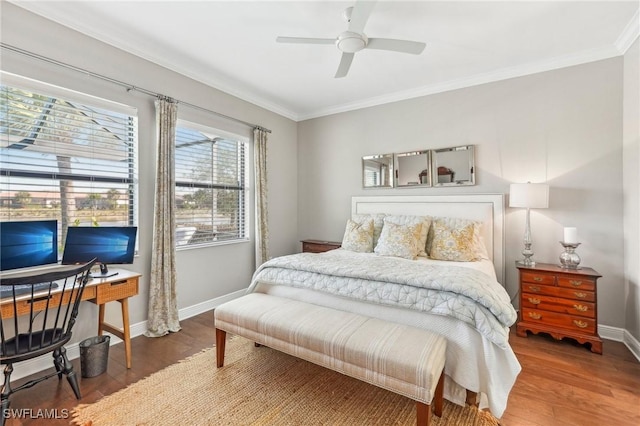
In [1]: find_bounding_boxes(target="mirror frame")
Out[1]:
[394,150,431,187]
[362,154,394,188]
[431,145,475,187]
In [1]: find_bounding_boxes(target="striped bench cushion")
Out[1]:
[214,293,446,406]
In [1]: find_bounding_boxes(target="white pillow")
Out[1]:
[341,218,374,253]
[374,221,423,260]
[427,217,488,260]
[383,215,432,257]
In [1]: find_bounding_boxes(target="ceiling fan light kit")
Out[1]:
[276,0,426,78]
[337,32,367,53]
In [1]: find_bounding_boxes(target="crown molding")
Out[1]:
[615,8,640,54]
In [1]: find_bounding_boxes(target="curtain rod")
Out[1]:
[0,43,271,134]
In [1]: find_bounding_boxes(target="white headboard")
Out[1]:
[351,194,505,285]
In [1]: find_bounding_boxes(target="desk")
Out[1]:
[0,267,140,369]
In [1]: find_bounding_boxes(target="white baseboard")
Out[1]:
[10,289,247,381]
[599,324,640,362]
[623,330,640,361]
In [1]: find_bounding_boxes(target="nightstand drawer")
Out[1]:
[523,283,595,302]
[95,278,138,304]
[522,293,595,318]
[522,308,596,333]
[521,272,556,285]
[557,276,595,291]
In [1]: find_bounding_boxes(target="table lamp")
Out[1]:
[509,182,549,266]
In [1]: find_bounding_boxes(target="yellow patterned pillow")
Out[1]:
[341,218,374,253]
[374,221,423,260]
[384,215,432,257]
[429,219,477,261]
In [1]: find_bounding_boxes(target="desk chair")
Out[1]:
[0,259,95,425]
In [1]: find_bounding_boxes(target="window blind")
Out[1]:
[175,122,248,248]
[0,78,138,246]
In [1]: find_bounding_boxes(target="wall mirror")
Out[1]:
[362,154,393,188]
[431,145,475,186]
[394,150,431,187]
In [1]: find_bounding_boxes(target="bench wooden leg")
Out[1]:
[434,371,444,417]
[215,328,226,368]
[416,401,431,426]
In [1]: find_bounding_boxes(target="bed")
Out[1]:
[247,194,520,418]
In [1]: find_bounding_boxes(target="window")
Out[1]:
[0,75,138,247]
[175,121,248,248]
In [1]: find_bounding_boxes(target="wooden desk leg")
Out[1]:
[121,298,132,369]
[97,298,133,369]
[98,304,106,336]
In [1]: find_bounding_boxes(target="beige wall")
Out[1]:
[1,3,298,338]
[298,58,627,329]
[623,37,640,343]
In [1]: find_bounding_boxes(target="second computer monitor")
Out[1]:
[62,226,137,277]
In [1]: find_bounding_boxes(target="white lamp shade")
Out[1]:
[509,183,549,209]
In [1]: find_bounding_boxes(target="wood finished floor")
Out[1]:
[4,311,639,426]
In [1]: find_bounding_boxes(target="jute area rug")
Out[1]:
[72,337,500,426]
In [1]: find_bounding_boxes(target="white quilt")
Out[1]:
[248,250,517,348]
[247,249,521,418]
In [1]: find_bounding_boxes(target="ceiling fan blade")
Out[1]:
[334,52,355,78]
[366,38,426,55]
[348,0,377,34]
[276,36,335,45]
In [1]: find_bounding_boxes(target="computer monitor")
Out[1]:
[62,226,137,278]
[0,220,58,271]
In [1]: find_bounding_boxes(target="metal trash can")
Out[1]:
[79,335,110,378]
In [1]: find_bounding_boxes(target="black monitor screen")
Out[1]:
[0,220,58,271]
[62,226,137,266]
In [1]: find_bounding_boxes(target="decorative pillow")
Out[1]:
[352,213,386,247]
[341,218,374,253]
[384,215,432,257]
[426,217,488,260]
[374,221,423,260]
[428,219,478,261]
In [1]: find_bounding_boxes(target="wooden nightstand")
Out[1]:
[301,239,341,253]
[516,262,602,354]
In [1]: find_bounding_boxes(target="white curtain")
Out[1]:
[145,98,181,337]
[254,128,269,266]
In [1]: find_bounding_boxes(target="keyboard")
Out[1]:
[0,282,59,298]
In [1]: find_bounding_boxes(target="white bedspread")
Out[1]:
[248,250,516,348]
[247,249,521,418]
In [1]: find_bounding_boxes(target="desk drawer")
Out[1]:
[95,278,138,304]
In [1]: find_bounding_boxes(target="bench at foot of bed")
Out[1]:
[214,293,447,426]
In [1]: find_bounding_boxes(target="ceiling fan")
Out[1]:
[276,0,426,78]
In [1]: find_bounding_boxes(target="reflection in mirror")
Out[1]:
[431,145,475,186]
[394,151,431,187]
[362,154,394,188]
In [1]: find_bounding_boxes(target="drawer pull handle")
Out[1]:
[529,286,541,293]
[528,312,542,320]
[573,304,588,312]
[574,292,587,299]
[570,280,583,287]
[533,277,543,282]
[528,298,541,305]
[573,320,588,328]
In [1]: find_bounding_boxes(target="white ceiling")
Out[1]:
[9,1,640,121]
